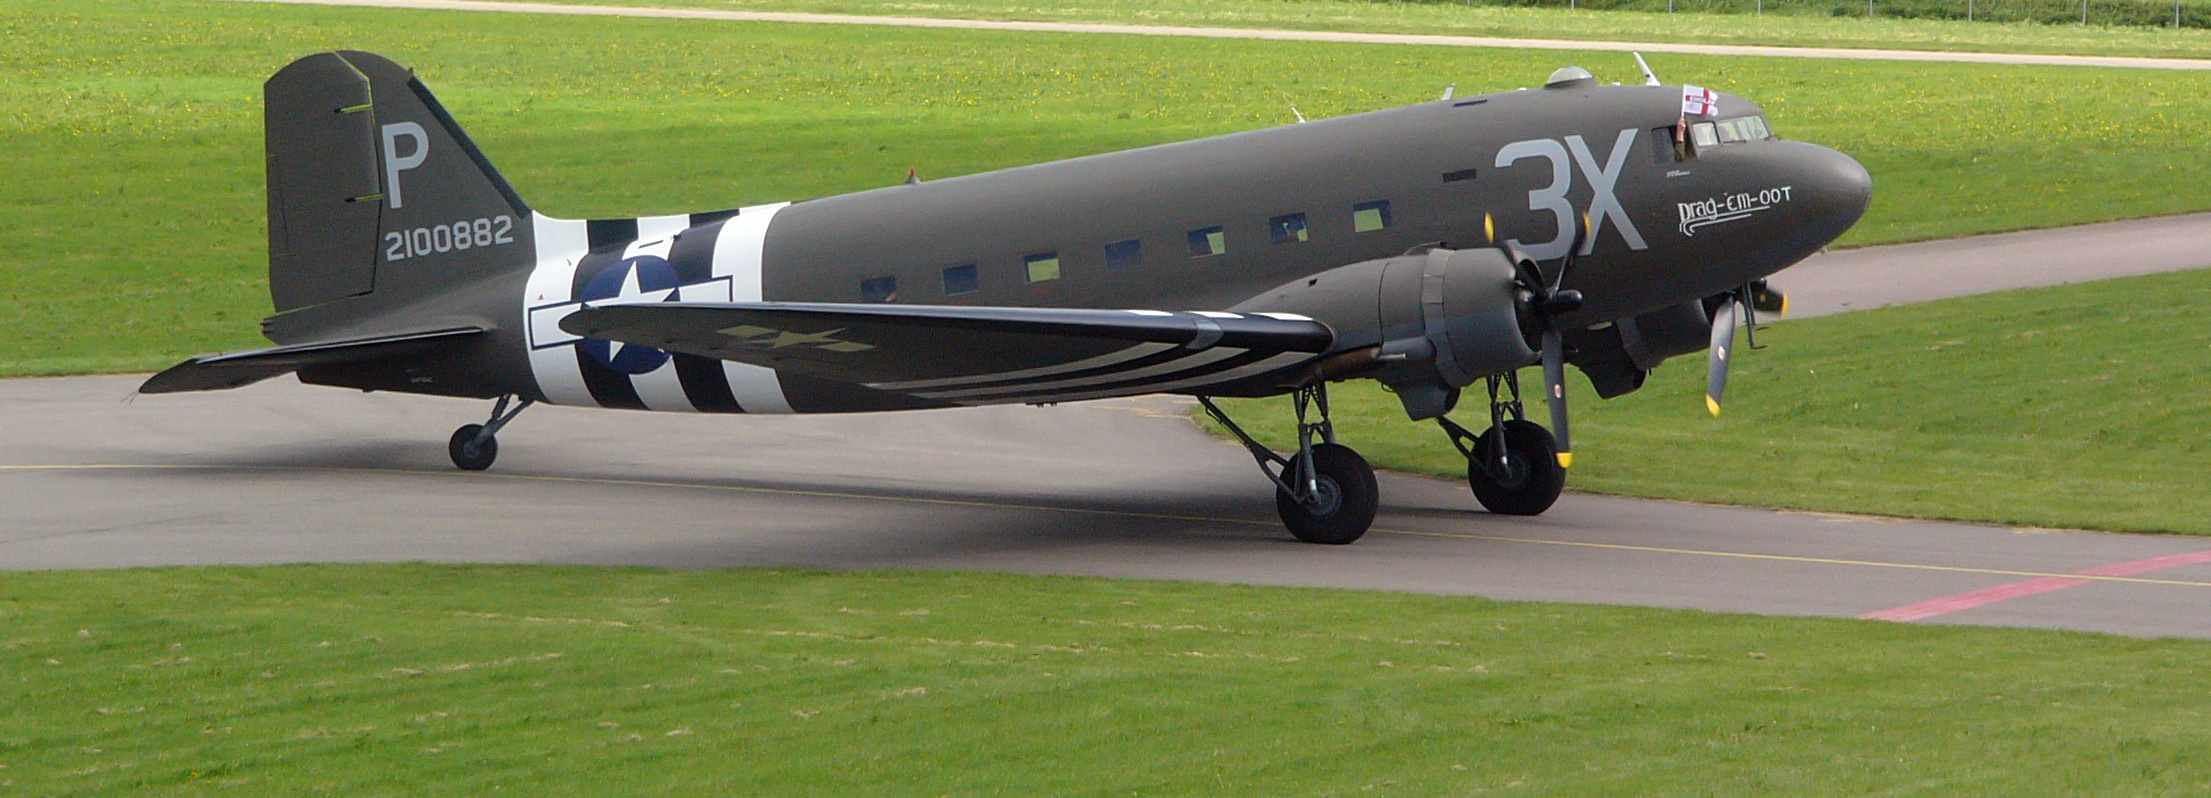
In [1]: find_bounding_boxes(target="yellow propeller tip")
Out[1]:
[1556,452,1573,469]
[1777,295,1789,318]
[1706,396,1722,417]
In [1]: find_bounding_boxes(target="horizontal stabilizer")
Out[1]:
[139,327,485,394]
[562,303,1333,405]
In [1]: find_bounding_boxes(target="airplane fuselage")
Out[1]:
[291,77,1869,416]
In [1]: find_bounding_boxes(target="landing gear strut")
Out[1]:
[1200,383,1379,544]
[1439,372,1565,516]
[450,394,534,471]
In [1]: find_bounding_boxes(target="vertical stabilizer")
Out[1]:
[262,51,534,316]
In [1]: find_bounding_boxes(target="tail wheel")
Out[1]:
[1275,443,1379,544]
[1467,419,1565,516]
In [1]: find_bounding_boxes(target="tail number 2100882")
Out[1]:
[384,215,515,262]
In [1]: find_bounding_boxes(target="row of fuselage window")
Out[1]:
[857,199,1396,303]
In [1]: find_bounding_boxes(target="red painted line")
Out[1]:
[1861,550,2211,622]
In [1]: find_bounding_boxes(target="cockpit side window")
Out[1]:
[1690,122,1718,149]
[1651,125,1686,163]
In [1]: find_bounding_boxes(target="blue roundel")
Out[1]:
[576,255,682,375]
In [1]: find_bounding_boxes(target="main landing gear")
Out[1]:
[449,394,534,471]
[1200,384,1379,545]
[1437,372,1565,516]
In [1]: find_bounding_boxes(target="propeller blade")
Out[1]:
[1554,212,1589,293]
[1705,299,1739,417]
[1541,329,1571,468]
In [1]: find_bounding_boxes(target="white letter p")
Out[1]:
[380,121,429,209]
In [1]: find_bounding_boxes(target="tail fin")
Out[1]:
[263,51,532,315]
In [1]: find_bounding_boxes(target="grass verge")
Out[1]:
[1210,267,2211,535]
[8,0,2211,377]
[479,0,2211,58]
[5,563,2211,794]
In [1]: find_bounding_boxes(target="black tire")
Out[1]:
[1466,419,1565,516]
[1274,443,1379,545]
[449,424,497,471]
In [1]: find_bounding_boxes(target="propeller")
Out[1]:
[1512,216,1588,469]
[1704,279,1786,417]
[1704,298,1738,417]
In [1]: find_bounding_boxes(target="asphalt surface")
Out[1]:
[228,0,2211,71]
[8,216,2211,638]
[1775,211,2211,318]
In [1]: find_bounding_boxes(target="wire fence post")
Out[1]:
[2082,0,2089,23]
[1868,0,1875,17]
[1968,0,1974,21]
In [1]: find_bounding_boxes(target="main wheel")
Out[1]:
[1274,442,1379,545]
[449,424,497,471]
[1466,419,1565,516]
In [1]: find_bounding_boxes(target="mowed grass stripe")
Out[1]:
[444,0,2211,60]
[214,0,2211,69]
[5,564,2211,794]
[8,0,2211,378]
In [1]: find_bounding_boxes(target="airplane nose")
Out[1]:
[1804,144,1872,232]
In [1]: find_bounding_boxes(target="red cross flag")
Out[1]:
[1682,85,1718,116]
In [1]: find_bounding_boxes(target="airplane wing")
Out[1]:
[561,302,1334,405]
[140,327,486,394]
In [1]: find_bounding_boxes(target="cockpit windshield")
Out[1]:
[1690,115,1774,149]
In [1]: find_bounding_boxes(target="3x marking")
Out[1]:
[1494,128,1650,260]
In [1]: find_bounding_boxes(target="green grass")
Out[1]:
[8,0,2211,377]
[5,563,2211,794]
[1213,266,2211,535]
[491,0,2211,57]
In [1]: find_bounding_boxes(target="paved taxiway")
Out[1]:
[7,216,2211,638]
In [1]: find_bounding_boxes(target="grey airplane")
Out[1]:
[144,51,1870,544]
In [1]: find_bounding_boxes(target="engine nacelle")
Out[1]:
[1234,247,1535,419]
[1564,299,1714,399]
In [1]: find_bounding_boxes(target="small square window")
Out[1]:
[1268,213,1309,245]
[1187,226,1226,258]
[1690,122,1718,149]
[1352,200,1391,233]
[1025,252,1061,283]
[1104,238,1142,269]
[942,263,977,295]
[861,275,896,303]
